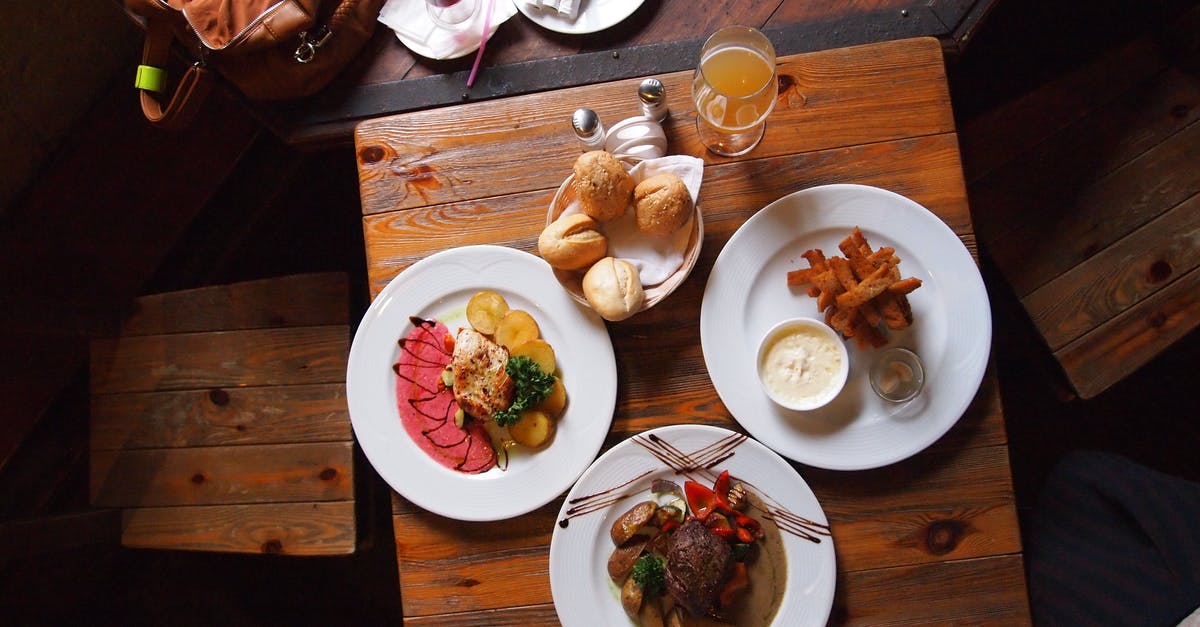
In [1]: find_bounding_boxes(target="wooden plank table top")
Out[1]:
[355,36,1030,625]
[268,0,998,146]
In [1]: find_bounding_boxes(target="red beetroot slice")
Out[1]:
[395,318,496,473]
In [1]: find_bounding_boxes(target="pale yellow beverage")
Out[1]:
[692,25,777,156]
[694,45,776,131]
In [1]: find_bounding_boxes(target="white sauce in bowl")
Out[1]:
[757,319,848,411]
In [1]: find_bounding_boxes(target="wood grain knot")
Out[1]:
[261,539,284,554]
[1170,103,1192,119]
[776,74,806,109]
[924,519,965,555]
[1149,310,1168,328]
[191,472,206,484]
[208,389,230,406]
[319,468,338,481]
[397,164,442,188]
[359,145,385,164]
[457,577,481,588]
[1148,260,1172,283]
[777,74,795,95]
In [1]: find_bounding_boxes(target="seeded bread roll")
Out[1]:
[582,257,644,321]
[634,173,693,236]
[538,213,608,270]
[573,151,634,222]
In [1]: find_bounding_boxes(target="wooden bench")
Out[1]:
[961,14,1200,399]
[88,273,357,555]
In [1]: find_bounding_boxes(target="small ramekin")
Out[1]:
[755,317,850,411]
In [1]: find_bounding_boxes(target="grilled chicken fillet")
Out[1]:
[451,329,515,421]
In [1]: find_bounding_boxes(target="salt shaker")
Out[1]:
[637,78,668,122]
[571,108,606,151]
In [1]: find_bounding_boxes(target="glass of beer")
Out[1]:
[691,26,778,157]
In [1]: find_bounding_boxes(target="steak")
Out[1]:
[665,518,733,617]
[451,328,514,421]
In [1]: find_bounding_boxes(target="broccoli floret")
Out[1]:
[631,553,666,598]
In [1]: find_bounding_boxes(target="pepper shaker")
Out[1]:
[571,108,607,151]
[637,78,668,122]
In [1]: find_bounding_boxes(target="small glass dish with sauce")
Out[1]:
[756,317,849,411]
[869,347,925,403]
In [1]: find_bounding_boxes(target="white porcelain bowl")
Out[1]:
[756,317,850,411]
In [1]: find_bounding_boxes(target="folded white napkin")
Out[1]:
[523,0,579,19]
[562,155,704,286]
[605,116,668,163]
[380,0,518,61]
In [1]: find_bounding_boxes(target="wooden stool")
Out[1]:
[962,17,1199,399]
[88,273,357,555]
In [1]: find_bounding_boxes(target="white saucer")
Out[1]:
[381,0,519,60]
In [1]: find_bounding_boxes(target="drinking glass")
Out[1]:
[426,0,479,29]
[691,26,778,157]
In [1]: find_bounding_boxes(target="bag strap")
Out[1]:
[135,14,215,130]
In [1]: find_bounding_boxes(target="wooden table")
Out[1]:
[269,0,998,146]
[355,37,1030,624]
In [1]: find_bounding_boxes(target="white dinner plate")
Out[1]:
[347,245,616,521]
[517,0,645,35]
[700,184,991,471]
[549,424,836,626]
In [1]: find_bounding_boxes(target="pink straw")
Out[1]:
[466,0,496,87]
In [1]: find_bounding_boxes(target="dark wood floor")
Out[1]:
[1,0,1197,623]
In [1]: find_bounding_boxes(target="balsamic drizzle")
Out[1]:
[559,431,831,543]
[637,432,745,482]
[559,469,655,526]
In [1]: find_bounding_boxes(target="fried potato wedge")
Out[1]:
[785,227,921,347]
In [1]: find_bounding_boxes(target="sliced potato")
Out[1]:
[495,309,540,350]
[620,575,643,618]
[509,409,555,448]
[638,597,665,627]
[510,338,556,374]
[466,290,509,334]
[607,535,649,583]
[535,377,567,418]
[610,500,658,546]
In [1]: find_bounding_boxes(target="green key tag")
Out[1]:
[134,65,167,93]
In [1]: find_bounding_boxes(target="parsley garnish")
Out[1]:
[631,554,666,598]
[493,355,555,427]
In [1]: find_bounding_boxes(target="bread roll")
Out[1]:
[538,213,608,270]
[573,151,634,222]
[634,173,693,236]
[582,257,644,322]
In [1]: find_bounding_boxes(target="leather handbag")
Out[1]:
[126,0,386,129]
